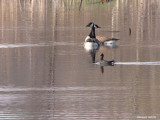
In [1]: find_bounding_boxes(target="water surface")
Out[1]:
[0,0,160,119]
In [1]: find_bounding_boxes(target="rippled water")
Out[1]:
[0,0,160,120]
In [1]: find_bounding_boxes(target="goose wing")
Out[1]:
[96,36,110,42]
[96,36,119,42]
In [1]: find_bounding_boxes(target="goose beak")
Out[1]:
[95,24,101,28]
[86,24,90,27]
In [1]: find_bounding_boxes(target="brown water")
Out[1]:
[0,0,160,119]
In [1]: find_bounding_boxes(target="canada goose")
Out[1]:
[85,22,119,47]
[84,22,100,51]
[99,53,115,66]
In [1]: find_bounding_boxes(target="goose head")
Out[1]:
[85,22,101,39]
[86,22,101,29]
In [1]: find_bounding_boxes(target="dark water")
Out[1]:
[0,0,160,119]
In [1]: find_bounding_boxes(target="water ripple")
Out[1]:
[0,43,50,48]
[115,62,160,65]
[0,86,130,92]
[0,42,80,49]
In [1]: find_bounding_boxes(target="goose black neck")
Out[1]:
[89,25,96,38]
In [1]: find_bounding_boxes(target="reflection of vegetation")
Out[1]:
[60,0,116,10]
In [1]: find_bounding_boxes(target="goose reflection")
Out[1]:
[84,43,99,63]
[100,66,104,74]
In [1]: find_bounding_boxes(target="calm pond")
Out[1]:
[0,0,160,119]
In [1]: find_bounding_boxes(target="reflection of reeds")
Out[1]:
[78,0,112,11]
[60,0,114,11]
[79,0,83,11]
